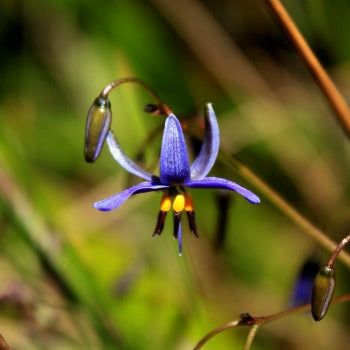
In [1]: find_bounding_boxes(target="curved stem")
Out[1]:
[193,294,350,350]
[264,0,350,137]
[192,320,239,350]
[99,77,172,115]
[327,235,350,268]
[254,293,350,326]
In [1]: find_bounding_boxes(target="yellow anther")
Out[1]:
[160,193,172,212]
[173,194,185,213]
[184,192,194,211]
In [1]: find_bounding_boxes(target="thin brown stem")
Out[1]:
[264,0,350,137]
[327,235,350,268]
[193,320,239,350]
[193,294,350,350]
[255,293,350,325]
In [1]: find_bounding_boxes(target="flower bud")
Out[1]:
[311,265,336,321]
[84,97,111,162]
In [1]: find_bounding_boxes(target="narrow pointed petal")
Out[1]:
[291,259,319,307]
[173,212,181,239]
[186,177,260,204]
[190,103,220,179]
[94,181,169,211]
[172,213,183,256]
[107,131,154,181]
[160,115,191,185]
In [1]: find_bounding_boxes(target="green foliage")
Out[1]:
[1,0,350,349]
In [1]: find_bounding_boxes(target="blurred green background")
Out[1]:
[1,0,350,349]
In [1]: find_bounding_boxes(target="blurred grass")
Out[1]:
[1,0,350,349]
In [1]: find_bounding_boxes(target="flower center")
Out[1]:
[152,188,198,250]
[173,194,185,212]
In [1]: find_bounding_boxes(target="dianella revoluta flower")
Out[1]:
[91,101,260,255]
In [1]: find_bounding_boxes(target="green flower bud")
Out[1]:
[84,97,111,163]
[311,265,336,321]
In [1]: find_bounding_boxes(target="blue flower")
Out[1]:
[291,258,320,307]
[94,103,260,255]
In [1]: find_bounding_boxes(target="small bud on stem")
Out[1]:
[311,234,350,321]
[84,97,111,163]
[84,77,170,163]
[311,265,336,321]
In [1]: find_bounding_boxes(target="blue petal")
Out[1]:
[190,103,220,180]
[291,259,319,307]
[159,114,191,185]
[93,181,169,211]
[186,177,260,204]
[107,131,154,181]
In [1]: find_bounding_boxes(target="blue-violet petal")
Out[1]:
[190,103,220,180]
[159,114,191,185]
[186,177,260,204]
[107,131,154,181]
[94,181,169,211]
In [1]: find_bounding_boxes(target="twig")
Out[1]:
[327,234,350,268]
[264,0,350,137]
[193,320,239,350]
[193,293,350,349]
